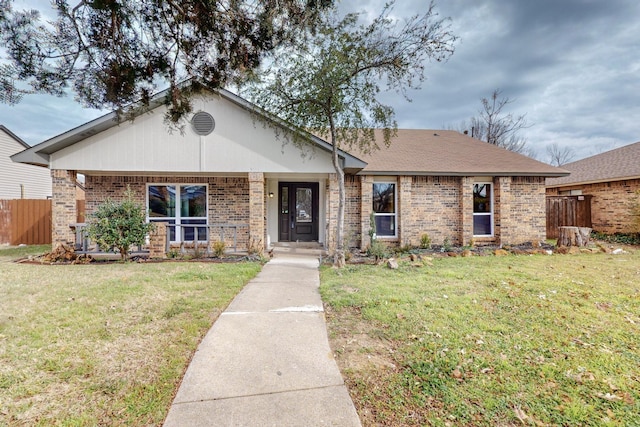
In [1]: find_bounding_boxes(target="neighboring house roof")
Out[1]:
[353,129,568,177]
[546,141,640,188]
[11,87,366,172]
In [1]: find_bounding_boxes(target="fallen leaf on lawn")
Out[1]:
[481,367,494,374]
[595,392,622,401]
[514,407,529,424]
[451,367,463,379]
[396,313,405,320]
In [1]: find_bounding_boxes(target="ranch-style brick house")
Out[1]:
[12,88,568,255]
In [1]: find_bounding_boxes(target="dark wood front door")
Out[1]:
[278,182,319,242]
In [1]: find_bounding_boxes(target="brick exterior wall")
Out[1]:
[342,174,547,250]
[499,176,546,244]
[547,178,640,233]
[84,175,251,252]
[405,176,464,246]
[51,169,78,246]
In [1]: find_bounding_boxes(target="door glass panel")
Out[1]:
[296,187,312,223]
[281,187,289,214]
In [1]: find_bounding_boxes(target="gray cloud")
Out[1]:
[1,0,639,162]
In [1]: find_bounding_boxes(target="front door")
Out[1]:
[278,182,319,242]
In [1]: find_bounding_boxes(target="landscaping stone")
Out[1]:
[494,249,509,256]
[387,258,399,269]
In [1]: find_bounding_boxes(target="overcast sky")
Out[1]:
[1,0,639,162]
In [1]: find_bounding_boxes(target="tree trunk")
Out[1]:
[557,226,592,247]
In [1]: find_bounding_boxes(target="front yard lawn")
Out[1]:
[321,250,640,426]
[0,246,261,425]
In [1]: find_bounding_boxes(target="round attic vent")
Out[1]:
[191,111,215,136]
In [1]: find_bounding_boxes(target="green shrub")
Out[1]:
[212,241,226,257]
[442,236,452,252]
[87,187,154,260]
[368,239,389,261]
[420,233,431,249]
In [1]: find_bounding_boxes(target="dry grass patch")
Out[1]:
[321,249,640,426]
[0,246,261,426]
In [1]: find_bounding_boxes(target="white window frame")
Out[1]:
[473,181,494,237]
[146,183,208,243]
[372,181,397,238]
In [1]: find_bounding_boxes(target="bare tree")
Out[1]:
[546,143,575,166]
[468,89,531,154]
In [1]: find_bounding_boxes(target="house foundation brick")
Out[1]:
[51,169,78,247]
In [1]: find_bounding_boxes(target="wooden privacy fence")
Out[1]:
[546,195,592,239]
[0,199,52,245]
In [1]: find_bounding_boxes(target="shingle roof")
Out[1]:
[546,141,640,187]
[351,129,568,177]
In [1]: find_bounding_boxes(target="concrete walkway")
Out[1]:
[163,252,362,427]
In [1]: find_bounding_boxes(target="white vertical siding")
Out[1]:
[0,129,52,199]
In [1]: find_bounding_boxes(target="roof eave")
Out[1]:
[358,170,570,177]
[546,175,640,188]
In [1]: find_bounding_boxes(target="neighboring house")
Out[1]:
[546,141,640,234]
[12,88,567,253]
[0,125,52,199]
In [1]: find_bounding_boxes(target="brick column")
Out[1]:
[496,177,512,245]
[148,221,168,259]
[52,169,78,247]
[398,176,413,247]
[248,172,265,254]
[360,175,373,249]
[325,174,339,253]
[460,177,474,246]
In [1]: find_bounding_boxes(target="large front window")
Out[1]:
[373,182,396,237]
[147,184,207,242]
[473,183,493,236]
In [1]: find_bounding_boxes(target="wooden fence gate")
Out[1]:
[0,199,52,245]
[546,195,592,239]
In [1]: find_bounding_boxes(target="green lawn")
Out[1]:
[0,246,261,426]
[321,250,640,426]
